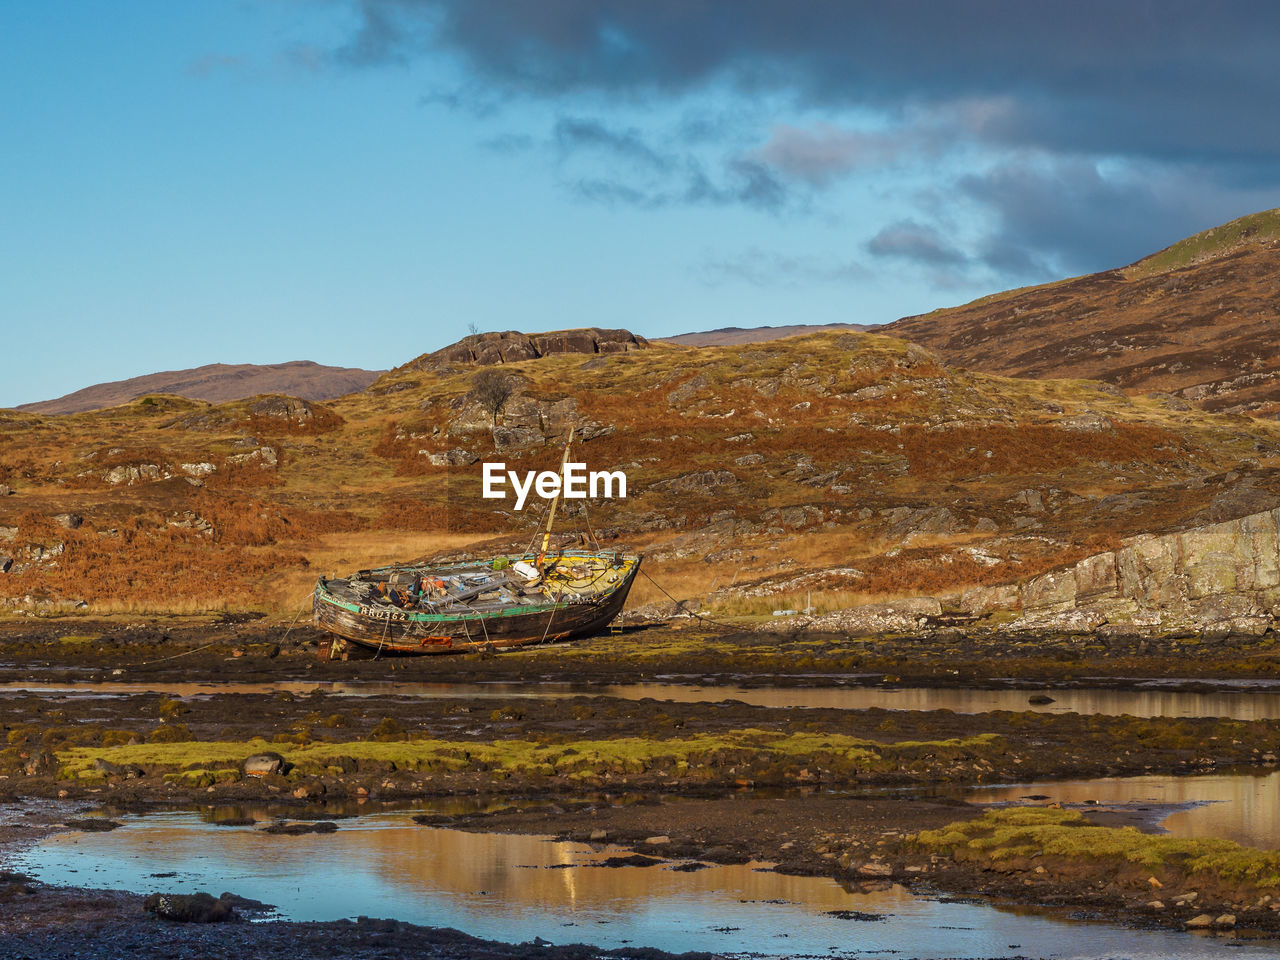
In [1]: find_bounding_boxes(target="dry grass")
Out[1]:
[4,329,1280,615]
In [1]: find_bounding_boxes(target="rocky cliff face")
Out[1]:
[1004,507,1280,637]
[768,507,1280,640]
[405,328,649,371]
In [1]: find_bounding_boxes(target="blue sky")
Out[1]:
[4,1,1278,408]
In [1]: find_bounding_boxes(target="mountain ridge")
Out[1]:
[15,361,384,415]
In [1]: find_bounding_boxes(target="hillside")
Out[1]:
[887,208,1280,414]
[3,329,1279,618]
[15,361,384,415]
[661,323,870,347]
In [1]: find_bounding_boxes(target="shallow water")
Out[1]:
[970,770,1280,849]
[8,678,1280,720]
[17,808,1273,959]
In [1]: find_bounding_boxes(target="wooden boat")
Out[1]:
[312,426,641,656]
[312,549,641,656]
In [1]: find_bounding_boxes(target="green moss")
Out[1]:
[56,729,1007,782]
[912,806,1280,888]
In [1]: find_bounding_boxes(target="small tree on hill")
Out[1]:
[470,369,515,429]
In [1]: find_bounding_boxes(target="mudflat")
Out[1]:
[4,616,1280,956]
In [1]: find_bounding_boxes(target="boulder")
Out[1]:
[242,752,287,778]
[250,396,314,423]
[492,425,544,451]
[104,463,165,485]
[420,448,476,467]
[226,446,277,469]
[856,862,893,877]
[1012,489,1045,513]
[1055,412,1113,432]
[144,892,236,923]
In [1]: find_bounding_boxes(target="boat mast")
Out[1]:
[537,425,575,565]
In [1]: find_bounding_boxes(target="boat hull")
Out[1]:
[313,553,640,656]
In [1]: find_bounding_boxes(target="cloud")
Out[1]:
[539,116,796,212]
[554,117,674,172]
[866,220,968,268]
[319,1,1280,278]
[566,155,791,213]
[327,1,1280,168]
[957,156,1272,275]
[754,123,944,187]
[698,248,869,287]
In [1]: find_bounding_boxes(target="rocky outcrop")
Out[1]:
[410,328,649,370]
[249,395,316,423]
[976,506,1280,637]
[1008,512,1280,632]
[766,508,1280,640]
[443,393,611,449]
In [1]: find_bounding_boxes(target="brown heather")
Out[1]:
[2,326,1279,615]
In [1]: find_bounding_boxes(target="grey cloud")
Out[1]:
[567,155,791,213]
[545,117,794,212]
[327,1,1280,167]
[418,85,508,117]
[957,158,1249,275]
[866,221,968,268]
[554,117,674,172]
[321,1,1280,276]
[755,123,945,186]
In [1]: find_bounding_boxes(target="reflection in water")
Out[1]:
[971,771,1280,849]
[7,679,1280,720]
[17,810,1277,959]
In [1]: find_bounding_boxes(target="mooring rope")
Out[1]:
[277,589,314,647]
[637,567,739,632]
[136,639,224,667]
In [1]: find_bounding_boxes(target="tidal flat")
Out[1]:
[5,615,1280,957]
